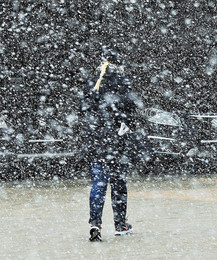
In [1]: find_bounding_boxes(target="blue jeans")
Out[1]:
[89,162,128,228]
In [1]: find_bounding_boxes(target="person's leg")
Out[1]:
[89,162,109,227]
[110,164,128,229]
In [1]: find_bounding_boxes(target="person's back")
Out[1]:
[81,63,139,165]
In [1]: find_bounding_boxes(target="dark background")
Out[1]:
[0,0,216,179]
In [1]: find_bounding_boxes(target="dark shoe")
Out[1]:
[89,226,102,242]
[115,223,133,236]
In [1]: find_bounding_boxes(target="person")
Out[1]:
[80,46,147,241]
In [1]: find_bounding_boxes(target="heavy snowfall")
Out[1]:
[0,0,217,259]
[0,0,216,180]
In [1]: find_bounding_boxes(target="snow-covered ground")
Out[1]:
[1,176,217,259]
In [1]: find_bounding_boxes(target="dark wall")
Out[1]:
[1,0,216,134]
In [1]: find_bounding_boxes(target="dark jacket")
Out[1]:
[80,66,149,165]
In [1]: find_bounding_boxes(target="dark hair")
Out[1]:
[102,45,124,65]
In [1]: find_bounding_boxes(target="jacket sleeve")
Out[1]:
[80,78,99,115]
[119,77,143,130]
